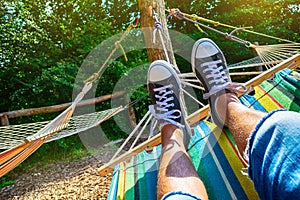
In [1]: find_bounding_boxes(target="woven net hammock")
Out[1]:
[0,107,121,150]
[254,43,300,68]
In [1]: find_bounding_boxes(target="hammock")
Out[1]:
[99,54,300,175]
[0,93,125,175]
[0,107,122,150]
[0,22,135,177]
[106,65,300,199]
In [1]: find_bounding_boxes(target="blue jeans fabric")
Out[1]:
[248,110,300,199]
[161,191,202,200]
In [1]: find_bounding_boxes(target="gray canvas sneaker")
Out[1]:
[191,38,247,127]
[147,60,191,147]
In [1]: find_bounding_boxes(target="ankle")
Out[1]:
[216,93,241,125]
[161,124,184,147]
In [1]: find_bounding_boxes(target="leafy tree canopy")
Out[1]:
[0,0,113,119]
[0,0,299,124]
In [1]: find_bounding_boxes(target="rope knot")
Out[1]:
[114,41,128,62]
[173,9,184,20]
[84,73,99,83]
[154,21,162,30]
[191,14,198,22]
[225,33,232,40]
[114,41,121,47]
[213,22,221,26]
[153,21,162,44]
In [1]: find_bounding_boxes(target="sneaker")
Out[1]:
[147,60,191,147]
[191,38,247,127]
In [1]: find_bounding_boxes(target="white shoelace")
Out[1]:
[149,84,183,136]
[201,60,247,99]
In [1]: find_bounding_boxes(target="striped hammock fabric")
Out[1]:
[107,69,300,200]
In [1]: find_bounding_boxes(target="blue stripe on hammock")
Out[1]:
[207,126,248,199]
[191,122,230,199]
[133,146,161,200]
[136,150,147,199]
[190,122,249,200]
[143,147,160,200]
[240,94,267,112]
[110,147,161,200]
[199,122,235,200]
[107,165,119,200]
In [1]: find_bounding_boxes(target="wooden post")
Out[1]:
[138,0,176,65]
[124,94,137,129]
[0,115,9,126]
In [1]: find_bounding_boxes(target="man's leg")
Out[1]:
[211,83,300,199]
[147,60,208,200]
[215,93,266,156]
[191,38,300,199]
[191,38,266,158]
[157,124,208,200]
[221,93,300,199]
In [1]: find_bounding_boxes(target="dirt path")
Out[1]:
[0,156,112,200]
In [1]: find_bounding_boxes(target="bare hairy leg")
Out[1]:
[216,93,266,156]
[157,124,208,200]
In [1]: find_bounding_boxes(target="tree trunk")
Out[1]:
[138,0,176,65]
[0,115,9,126]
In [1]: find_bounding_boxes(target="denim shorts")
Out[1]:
[248,110,300,199]
[161,191,202,200]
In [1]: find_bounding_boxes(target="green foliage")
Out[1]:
[0,0,113,118]
[0,0,118,182]
[0,176,15,188]
[0,0,299,183]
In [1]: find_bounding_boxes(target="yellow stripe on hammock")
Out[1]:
[117,162,126,200]
[124,158,135,199]
[254,86,282,111]
[207,122,259,199]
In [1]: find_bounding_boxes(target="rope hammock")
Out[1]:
[0,82,93,177]
[0,107,122,150]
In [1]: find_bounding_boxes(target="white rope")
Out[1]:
[152,10,171,64]
[111,110,152,160]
